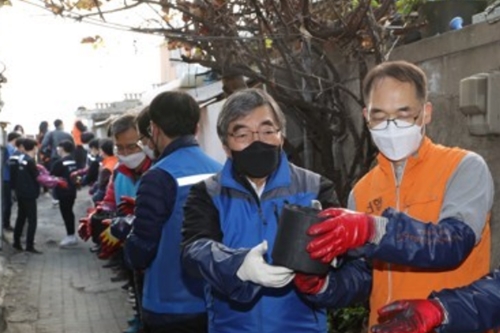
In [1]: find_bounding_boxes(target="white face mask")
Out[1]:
[142,145,156,160]
[137,140,157,160]
[118,151,146,169]
[369,120,424,161]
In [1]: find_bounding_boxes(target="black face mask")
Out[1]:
[231,141,281,178]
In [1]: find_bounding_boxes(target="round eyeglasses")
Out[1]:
[228,127,281,144]
[368,108,423,131]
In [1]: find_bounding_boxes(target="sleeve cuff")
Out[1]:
[370,216,389,245]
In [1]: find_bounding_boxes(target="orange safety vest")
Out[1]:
[72,126,83,146]
[353,137,491,328]
[101,156,119,173]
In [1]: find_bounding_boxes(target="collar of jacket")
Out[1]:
[376,136,432,175]
[156,135,198,162]
[61,154,73,161]
[220,151,291,195]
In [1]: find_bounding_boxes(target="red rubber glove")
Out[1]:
[94,201,115,214]
[371,299,444,333]
[306,208,375,264]
[56,179,68,189]
[117,196,135,217]
[294,273,327,295]
[77,217,91,241]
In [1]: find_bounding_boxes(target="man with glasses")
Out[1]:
[181,88,339,333]
[100,114,153,209]
[293,61,494,331]
[78,114,153,248]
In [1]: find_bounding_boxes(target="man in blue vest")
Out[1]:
[105,114,152,207]
[124,91,222,333]
[181,88,339,333]
[78,114,152,245]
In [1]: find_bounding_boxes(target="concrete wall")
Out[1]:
[388,20,500,267]
[198,100,227,164]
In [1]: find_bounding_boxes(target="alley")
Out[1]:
[0,192,133,333]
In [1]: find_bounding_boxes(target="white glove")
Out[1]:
[236,240,295,288]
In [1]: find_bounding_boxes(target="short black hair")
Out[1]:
[88,138,100,150]
[75,120,87,132]
[39,121,49,134]
[58,139,75,153]
[81,131,95,144]
[54,119,63,128]
[99,138,114,156]
[23,138,37,151]
[13,124,24,133]
[149,91,199,138]
[363,60,428,102]
[15,137,25,148]
[7,131,21,142]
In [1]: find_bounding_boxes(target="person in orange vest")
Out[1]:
[294,60,494,330]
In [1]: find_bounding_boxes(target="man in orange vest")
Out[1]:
[294,60,494,330]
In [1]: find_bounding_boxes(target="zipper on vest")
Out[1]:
[386,162,407,304]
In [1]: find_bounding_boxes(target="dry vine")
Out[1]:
[27,0,420,203]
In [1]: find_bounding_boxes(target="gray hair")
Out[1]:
[110,113,137,138]
[217,88,286,145]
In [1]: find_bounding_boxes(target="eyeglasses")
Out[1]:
[368,111,422,131]
[228,127,281,144]
[114,143,141,155]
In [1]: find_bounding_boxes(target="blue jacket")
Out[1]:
[114,169,140,205]
[3,144,15,181]
[182,153,339,333]
[125,136,222,326]
[429,268,500,333]
[143,145,221,314]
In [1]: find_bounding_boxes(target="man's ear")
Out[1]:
[362,107,369,122]
[223,144,232,158]
[195,123,201,137]
[423,102,433,125]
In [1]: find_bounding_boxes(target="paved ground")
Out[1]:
[0,191,133,333]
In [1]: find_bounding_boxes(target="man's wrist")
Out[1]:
[429,298,446,325]
[369,216,389,244]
